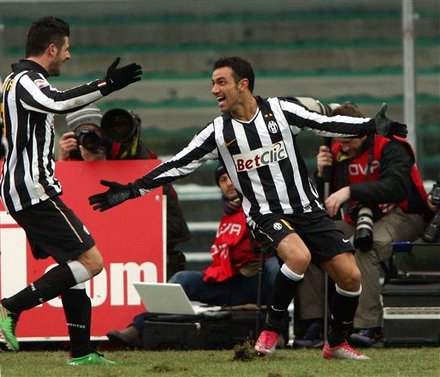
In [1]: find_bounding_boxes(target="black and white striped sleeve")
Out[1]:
[18,72,103,114]
[277,97,376,138]
[132,122,219,195]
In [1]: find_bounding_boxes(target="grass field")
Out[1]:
[0,346,439,377]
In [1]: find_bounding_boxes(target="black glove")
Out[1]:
[100,57,142,96]
[374,103,408,139]
[89,180,138,211]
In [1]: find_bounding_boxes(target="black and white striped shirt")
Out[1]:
[132,96,375,220]
[1,59,104,212]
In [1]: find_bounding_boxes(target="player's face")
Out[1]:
[218,173,238,201]
[48,36,71,76]
[211,66,241,113]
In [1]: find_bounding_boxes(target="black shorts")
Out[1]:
[10,196,95,264]
[250,211,354,264]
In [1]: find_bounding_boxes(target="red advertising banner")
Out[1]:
[0,160,165,340]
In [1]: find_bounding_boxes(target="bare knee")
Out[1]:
[285,252,311,273]
[323,253,361,292]
[338,266,361,292]
[88,256,104,276]
[277,233,311,274]
[77,246,104,277]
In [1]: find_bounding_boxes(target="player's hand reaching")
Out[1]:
[89,180,138,211]
[99,57,142,95]
[374,103,407,139]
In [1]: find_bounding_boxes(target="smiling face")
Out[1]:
[47,36,71,76]
[211,66,243,114]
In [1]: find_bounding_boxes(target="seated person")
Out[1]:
[295,103,430,348]
[106,164,281,348]
[59,105,191,275]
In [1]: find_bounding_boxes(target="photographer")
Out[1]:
[295,103,429,347]
[59,105,191,275]
[59,104,107,161]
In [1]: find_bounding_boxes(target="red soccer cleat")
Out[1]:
[322,341,370,360]
[255,329,279,356]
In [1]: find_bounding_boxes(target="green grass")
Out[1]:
[0,347,439,377]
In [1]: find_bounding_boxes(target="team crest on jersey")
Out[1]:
[273,222,283,231]
[34,79,48,89]
[267,120,278,134]
[233,141,288,172]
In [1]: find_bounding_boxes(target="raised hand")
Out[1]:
[374,103,408,139]
[99,57,142,95]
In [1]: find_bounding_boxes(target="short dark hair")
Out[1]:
[331,102,364,118]
[26,16,70,57]
[213,56,255,92]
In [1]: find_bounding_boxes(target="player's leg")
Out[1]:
[255,220,311,356]
[321,252,369,360]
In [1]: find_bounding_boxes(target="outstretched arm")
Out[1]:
[89,123,218,211]
[20,57,142,114]
[279,98,407,140]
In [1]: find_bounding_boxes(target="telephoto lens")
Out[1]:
[354,207,374,252]
[101,108,139,143]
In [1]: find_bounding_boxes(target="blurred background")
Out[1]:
[1,0,439,259]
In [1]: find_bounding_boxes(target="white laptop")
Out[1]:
[133,282,222,315]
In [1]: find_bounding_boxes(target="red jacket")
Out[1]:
[331,135,428,224]
[203,205,261,283]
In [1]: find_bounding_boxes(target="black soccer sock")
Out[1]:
[265,264,303,332]
[327,284,361,347]
[1,264,77,314]
[62,287,94,358]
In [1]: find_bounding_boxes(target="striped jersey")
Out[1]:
[0,59,105,213]
[132,96,375,220]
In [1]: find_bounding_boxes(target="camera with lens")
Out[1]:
[422,181,440,243]
[69,128,103,160]
[351,206,374,252]
[75,129,102,153]
[101,108,140,143]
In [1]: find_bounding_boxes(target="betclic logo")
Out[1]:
[233,141,288,172]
